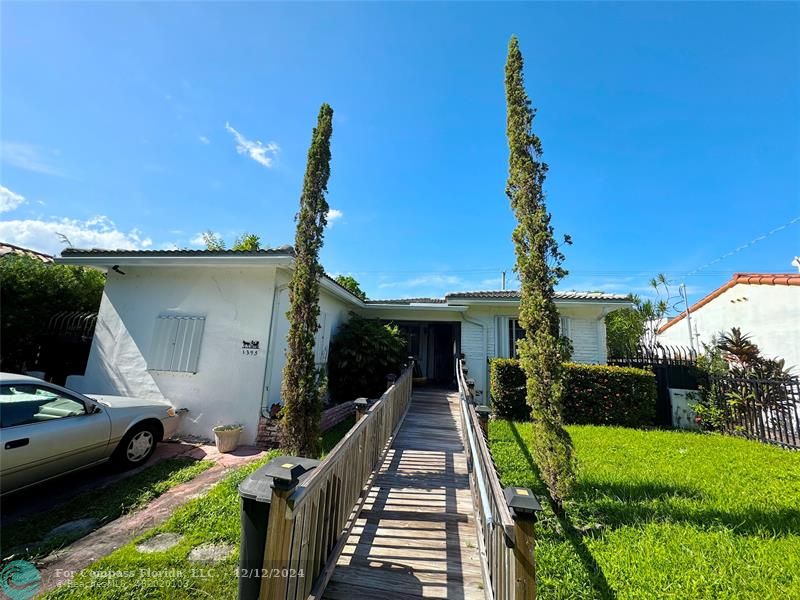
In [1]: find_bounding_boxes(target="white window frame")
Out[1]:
[148,314,206,374]
[559,316,572,340]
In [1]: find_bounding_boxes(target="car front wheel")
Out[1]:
[114,422,159,468]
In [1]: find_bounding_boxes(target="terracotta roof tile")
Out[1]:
[0,242,54,263]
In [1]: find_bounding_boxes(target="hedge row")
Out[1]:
[489,359,657,427]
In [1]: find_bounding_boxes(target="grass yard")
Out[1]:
[1,458,212,563]
[489,422,800,599]
[45,417,355,599]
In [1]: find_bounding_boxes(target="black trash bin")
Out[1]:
[237,456,320,600]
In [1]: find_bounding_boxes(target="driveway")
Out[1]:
[1,439,263,527]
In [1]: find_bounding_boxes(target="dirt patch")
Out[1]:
[136,532,183,553]
[187,543,235,563]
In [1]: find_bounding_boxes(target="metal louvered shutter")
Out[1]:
[148,314,206,373]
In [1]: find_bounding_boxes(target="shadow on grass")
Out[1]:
[1,458,210,562]
[573,483,800,538]
[508,422,617,600]
[505,421,800,578]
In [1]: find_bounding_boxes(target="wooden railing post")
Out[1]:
[475,405,491,439]
[504,486,543,600]
[386,373,397,390]
[260,458,315,600]
[354,398,369,421]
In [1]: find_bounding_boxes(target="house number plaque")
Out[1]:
[242,340,260,356]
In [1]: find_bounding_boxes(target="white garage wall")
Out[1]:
[68,265,277,444]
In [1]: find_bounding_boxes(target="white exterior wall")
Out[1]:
[659,284,800,371]
[263,272,353,413]
[68,266,278,444]
[461,309,494,404]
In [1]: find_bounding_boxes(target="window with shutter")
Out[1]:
[148,314,206,373]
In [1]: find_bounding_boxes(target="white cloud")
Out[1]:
[189,231,225,248]
[1,141,64,176]
[0,216,152,256]
[0,185,26,213]
[198,135,210,145]
[327,208,344,224]
[189,232,207,247]
[224,123,279,168]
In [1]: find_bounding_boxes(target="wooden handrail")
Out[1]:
[457,358,538,600]
[258,362,414,600]
[457,359,515,534]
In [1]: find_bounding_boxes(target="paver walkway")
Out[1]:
[323,388,485,600]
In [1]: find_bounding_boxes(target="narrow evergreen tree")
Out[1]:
[281,103,334,457]
[504,36,576,506]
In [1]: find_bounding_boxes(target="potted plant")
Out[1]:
[213,424,243,453]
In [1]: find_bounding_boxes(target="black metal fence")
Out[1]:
[707,375,800,449]
[36,310,97,385]
[609,344,701,426]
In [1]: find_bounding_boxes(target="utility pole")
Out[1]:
[502,271,506,290]
[679,283,695,352]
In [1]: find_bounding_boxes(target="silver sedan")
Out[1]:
[0,373,183,494]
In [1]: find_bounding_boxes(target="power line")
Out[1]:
[686,215,800,276]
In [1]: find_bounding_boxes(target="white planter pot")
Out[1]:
[213,427,242,453]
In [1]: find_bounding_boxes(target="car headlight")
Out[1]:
[166,407,177,418]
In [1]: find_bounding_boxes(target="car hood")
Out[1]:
[85,394,174,410]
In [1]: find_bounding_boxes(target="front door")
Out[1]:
[431,324,456,386]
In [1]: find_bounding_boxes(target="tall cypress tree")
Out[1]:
[504,36,576,505]
[281,103,334,457]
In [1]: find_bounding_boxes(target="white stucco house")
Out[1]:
[658,272,800,371]
[57,247,630,445]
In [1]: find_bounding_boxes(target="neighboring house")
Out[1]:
[658,273,800,371]
[0,242,54,263]
[57,248,630,444]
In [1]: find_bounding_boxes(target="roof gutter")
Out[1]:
[319,275,366,308]
[55,255,295,269]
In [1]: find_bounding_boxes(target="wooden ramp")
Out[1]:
[322,388,485,600]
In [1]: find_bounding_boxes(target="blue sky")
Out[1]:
[1,2,798,304]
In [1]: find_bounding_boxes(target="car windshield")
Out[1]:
[0,384,86,428]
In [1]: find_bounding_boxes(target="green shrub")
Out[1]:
[489,359,657,427]
[489,358,531,421]
[0,255,105,372]
[561,363,657,427]
[327,312,407,403]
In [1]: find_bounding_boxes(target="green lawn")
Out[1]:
[45,418,355,599]
[320,414,355,456]
[489,422,800,599]
[1,458,212,563]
